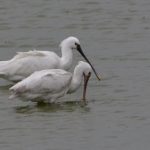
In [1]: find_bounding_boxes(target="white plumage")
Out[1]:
[0,51,60,81]
[9,61,92,103]
[0,36,99,82]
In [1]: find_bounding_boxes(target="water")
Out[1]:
[0,0,150,149]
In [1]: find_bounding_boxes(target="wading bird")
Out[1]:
[10,61,93,103]
[0,37,100,82]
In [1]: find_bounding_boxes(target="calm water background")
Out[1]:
[0,0,150,149]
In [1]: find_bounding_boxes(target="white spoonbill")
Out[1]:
[0,36,100,82]
[9,61,92,103]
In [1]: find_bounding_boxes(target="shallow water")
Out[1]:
[0,0,150,149]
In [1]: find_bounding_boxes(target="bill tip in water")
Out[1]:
[97,75,101,81]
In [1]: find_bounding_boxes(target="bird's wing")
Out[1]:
[0,50,60,80]
[10,69,72,95]
[12,50,46,60]
[34,70,72,94]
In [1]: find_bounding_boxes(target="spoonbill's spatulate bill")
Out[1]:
[0,36,100,82]
[9,61,92,103]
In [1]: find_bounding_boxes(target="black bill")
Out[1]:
[76,43,101,81]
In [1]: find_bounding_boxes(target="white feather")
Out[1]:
[0,37,82,82]
[10,61,92,103]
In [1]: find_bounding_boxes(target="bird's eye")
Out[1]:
[75,42,79,47]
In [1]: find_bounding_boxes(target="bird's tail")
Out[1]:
[0,61,10,78]
[9,87,18,99]
[0,61,9,67]
[9,93,17,99]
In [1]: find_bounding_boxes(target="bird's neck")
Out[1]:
[68,66,83,93]
[60,46,73,70]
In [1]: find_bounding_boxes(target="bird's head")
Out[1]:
[60,36,101,81]
[60,36,80,50]
[77,61,92,102]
